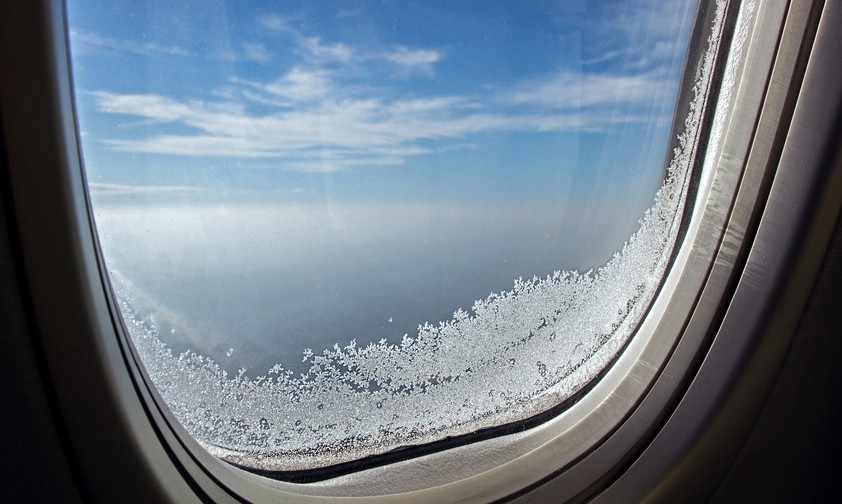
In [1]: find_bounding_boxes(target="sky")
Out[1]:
[65,0,699,374]
[67,0,697,206]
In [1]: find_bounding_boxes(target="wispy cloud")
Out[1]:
[509,71,662,109]
[88,182,205,195]
[384,47,443,74]
[612,0,694,40]
[81,1,689,173]
[256,14,356,65]
[258,14,292,32]
[70,30,191,57]
[90,79,636,170]
[576,0,695,73]
[88,62,663,169]
[301,37,354,64]
[238,67,334,104]
[259,14,354,63]
[242,42,271,63]
[258,13,437,73]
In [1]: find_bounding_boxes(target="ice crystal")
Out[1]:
[111,0,731,473]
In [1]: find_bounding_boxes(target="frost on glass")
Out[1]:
[104,1,729,474]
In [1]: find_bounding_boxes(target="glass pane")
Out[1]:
[67,0,704,473]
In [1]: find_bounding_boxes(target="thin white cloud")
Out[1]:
[259,14,355,64]
[613,0,694,40]
[258,14,291,32]
[242,42,271,63]
[258,15,440,73]
[91,92,194,122]
[210,86,240,100]
[385,96,474,115]
[509,71,662,109]
[249,67,334,103]
[70,30,191,57]
[213,47,238,62]
[582,49,624,67]
[575,0,695,73]
[88,183,205,195]
[384,47,442,73]
[285,156,405,173]
[301,36,354,63]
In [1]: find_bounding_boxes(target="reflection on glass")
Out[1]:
[67,0,707,472]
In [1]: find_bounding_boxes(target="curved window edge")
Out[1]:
[592,0,841,501]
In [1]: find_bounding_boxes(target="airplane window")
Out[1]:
[66,0,713,477]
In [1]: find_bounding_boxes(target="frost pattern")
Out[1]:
[111,1,729,473]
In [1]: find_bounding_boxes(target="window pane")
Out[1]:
[67,0,704,473]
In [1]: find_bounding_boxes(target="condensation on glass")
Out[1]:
[67,0,719,472]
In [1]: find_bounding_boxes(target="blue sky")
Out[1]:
[66,0,697,206]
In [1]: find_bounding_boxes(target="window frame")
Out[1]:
[1,0,838,502]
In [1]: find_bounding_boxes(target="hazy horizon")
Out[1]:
[95,199,649,375]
